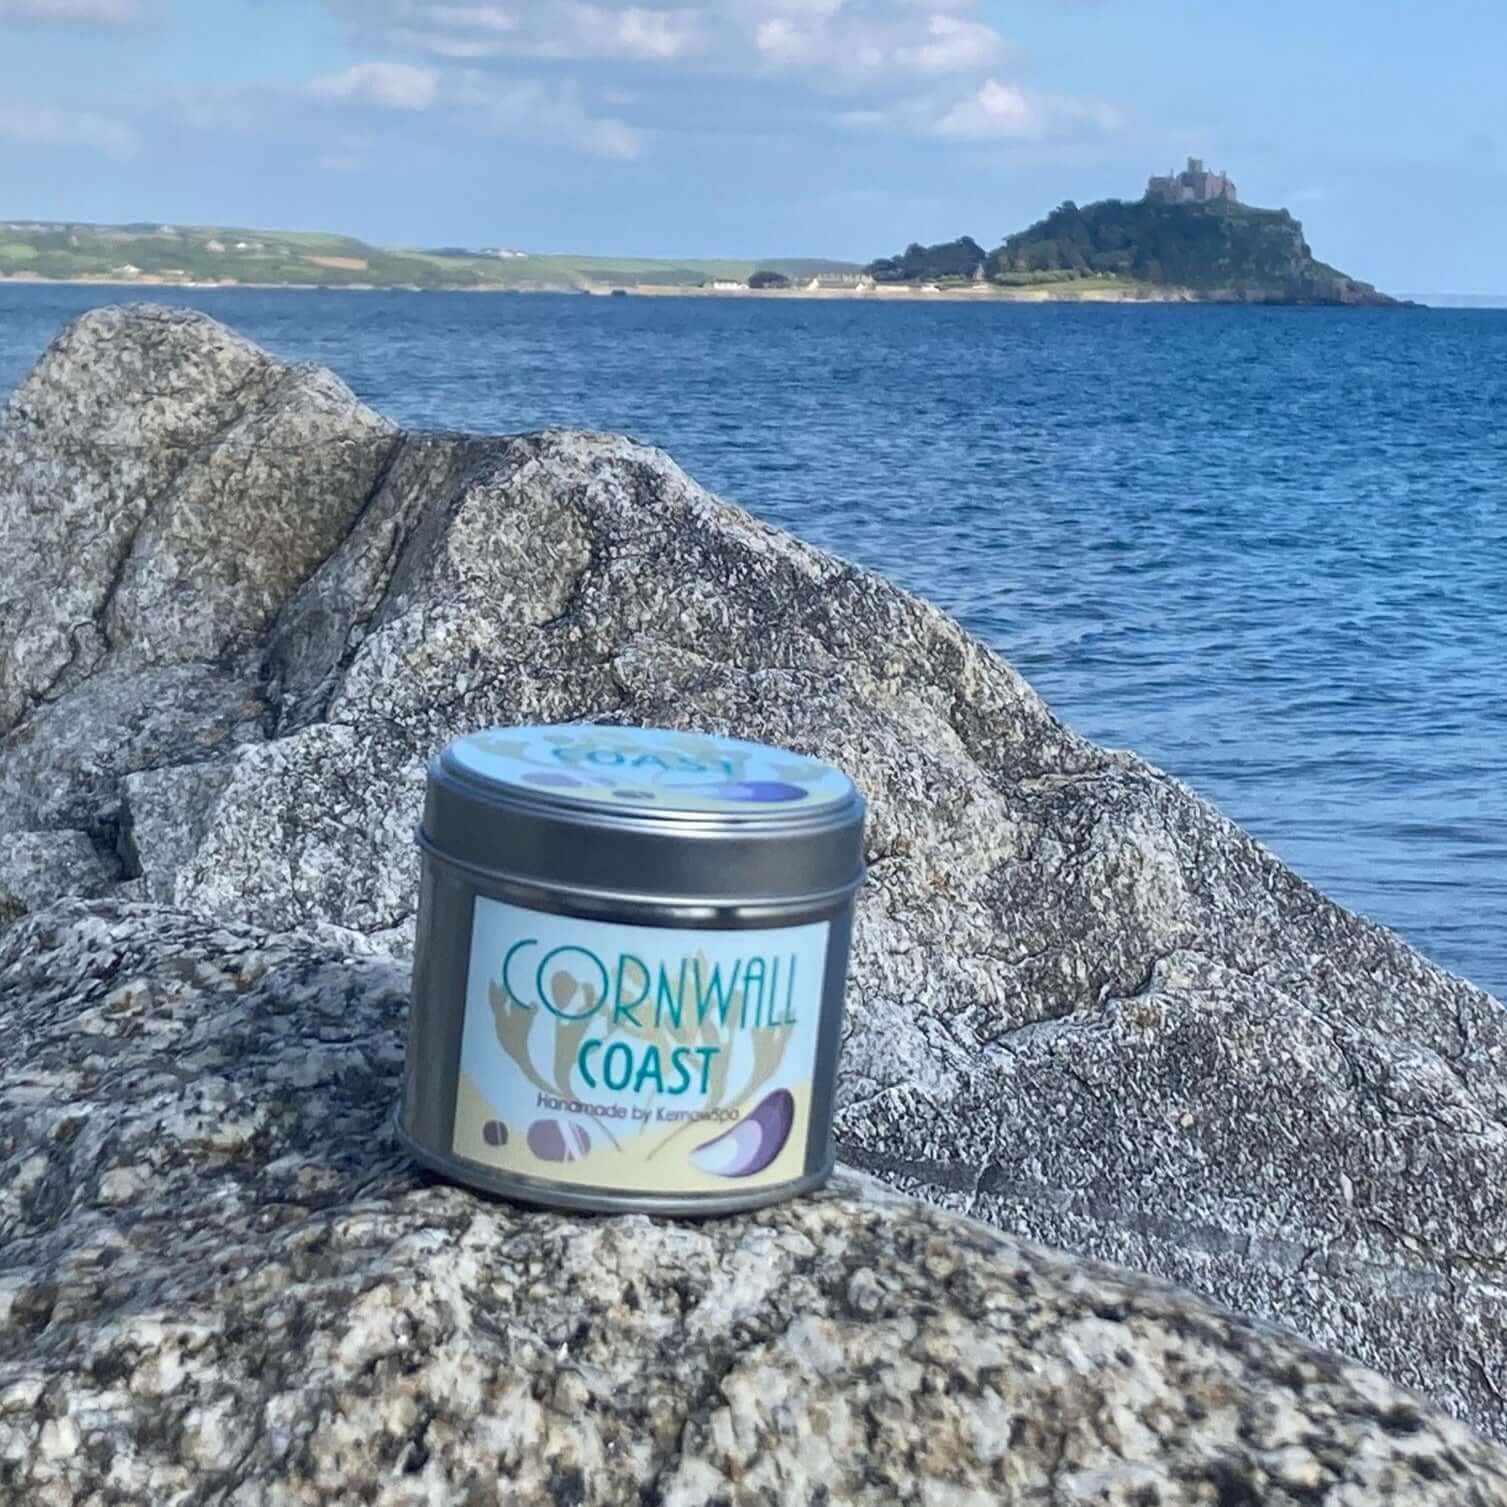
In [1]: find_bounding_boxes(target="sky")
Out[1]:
[0,0,1501,292]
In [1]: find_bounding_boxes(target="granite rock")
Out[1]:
[2,306,1506,1443]
[0,303,394,836]
[4,900,1506,1507]
[0,829,113,926]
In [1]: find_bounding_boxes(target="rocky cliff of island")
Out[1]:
[992,197,1400,304]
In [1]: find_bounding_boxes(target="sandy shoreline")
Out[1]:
[605,282,1193,303]
[0,273,1414,305]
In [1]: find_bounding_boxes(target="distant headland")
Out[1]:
[0,223,846,295]
[0,165,1404,305]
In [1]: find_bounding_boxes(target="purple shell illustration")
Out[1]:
[528,1118,591,1163]
[691,1089,795,1178]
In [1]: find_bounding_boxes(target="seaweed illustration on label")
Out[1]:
[488,968,622,1152]
[690,1089,795,1177]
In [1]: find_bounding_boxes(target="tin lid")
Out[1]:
[421,724,867,907]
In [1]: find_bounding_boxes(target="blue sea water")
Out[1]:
[2,283,1504,1000]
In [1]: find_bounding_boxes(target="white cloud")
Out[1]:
[761,0,846,16]
[355,2,701,62]
[376,4,514,54]
[614,7,689,59]
[459,73,641,157]
[936,79,1042,139]
[181,57,636,163]
[0,103,137,155]
[386,32,507,59]
[426,3,517,30]
[846,77,1122,143]
[752,6,1003,80]
[900,15,1001,75]
[0,0,148,20]
[309,61,440,110]
[496,4,701,61]
[329,0,1000,77]
[318,0,1124,150]
[753,17,817,65]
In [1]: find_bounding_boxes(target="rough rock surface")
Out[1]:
[0,303,393,836]
[4,900,1507,1507]
[0,829,114,926]
[2,306,1506,1444]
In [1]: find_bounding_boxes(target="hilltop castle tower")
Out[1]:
[1146,157,1238,206]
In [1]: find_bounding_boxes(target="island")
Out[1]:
[865,160,1403,305]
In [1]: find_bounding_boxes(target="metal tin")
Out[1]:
[398,723,866,1216]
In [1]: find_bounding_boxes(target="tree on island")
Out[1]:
[865,236,988,283]
[748,269,790,289]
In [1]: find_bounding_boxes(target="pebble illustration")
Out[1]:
[528,1119,592,1163]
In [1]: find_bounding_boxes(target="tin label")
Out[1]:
[453,896,831,1194]
[448,724,853,815]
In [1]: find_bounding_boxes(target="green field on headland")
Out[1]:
[0,221,859,293]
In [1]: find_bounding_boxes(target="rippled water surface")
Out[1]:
[3,284,1504,999]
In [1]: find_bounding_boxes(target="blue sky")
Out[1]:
[0,0,1501,291]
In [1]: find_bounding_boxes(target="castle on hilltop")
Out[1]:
[1145,157,1238,206]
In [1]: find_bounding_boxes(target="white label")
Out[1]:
[454,895,830,1194]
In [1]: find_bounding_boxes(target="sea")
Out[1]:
[2,283,1504,1001]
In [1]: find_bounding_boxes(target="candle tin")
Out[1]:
[397,723,866,1216]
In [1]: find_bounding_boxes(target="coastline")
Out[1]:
[0,271,1188,301]
[0,201,1409,308]
[0,272,1413,307]
[604,282,1199,303]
